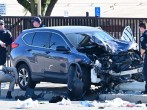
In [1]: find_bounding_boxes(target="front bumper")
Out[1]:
[109,67,143,76]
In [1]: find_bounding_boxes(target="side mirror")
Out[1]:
[56,46,70,52]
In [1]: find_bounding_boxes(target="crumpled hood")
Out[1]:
[95,39,136,53]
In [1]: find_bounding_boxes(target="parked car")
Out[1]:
[10,26,143,98]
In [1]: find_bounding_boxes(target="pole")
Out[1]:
[38,0,41,16]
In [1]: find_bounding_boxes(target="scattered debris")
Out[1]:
[105,98,147,107]
[80,100,98,107]
[80,98,147,108]
[49,96,65,103]
[49,95,70,103]
[16,98,39,109]
[105,98,133,107]
[57,98,71,105]
[49,95,71,105]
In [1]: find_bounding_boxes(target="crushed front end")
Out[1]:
[76,31,143,93]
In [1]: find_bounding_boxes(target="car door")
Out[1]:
[121,26,139,50]
[121,26,134,42]
[44,32,70,83]
[29,31,50,80]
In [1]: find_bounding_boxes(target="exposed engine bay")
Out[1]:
[77,33,143,93]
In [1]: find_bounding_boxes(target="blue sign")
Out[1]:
[95,7,100,17]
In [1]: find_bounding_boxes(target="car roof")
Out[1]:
[22,26,100,34]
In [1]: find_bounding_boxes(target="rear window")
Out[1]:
[23,32,35,45]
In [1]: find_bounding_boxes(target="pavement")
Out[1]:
[0,82,147,110]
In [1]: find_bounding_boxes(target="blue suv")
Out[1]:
[10,26,143,98]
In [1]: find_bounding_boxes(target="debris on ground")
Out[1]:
[57,98,71,105]
[16,98,39,109]
[105,98,147,107]
[80,100,98,107]
[49,96,66,103]
[79,98,147,108]
[49,95,71,105]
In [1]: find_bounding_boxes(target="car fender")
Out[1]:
[68,62,82,77]
[14,57,32,73]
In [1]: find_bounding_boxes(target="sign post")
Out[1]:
[38,0,41,16]
[95,7,100,17]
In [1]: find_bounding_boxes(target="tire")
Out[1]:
[67,65,91,99]
[17,64,32,90]
[81,66,91,92]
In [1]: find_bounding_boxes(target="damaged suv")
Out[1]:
[10,26,143,98]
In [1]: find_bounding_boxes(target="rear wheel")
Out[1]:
[67,65,91,99]
[17,64,31,90]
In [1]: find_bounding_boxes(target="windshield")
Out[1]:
[93,30,114,41]
[65,30,114,48]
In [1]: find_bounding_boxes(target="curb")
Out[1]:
[99,94,147,103]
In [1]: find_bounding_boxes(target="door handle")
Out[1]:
[45,51,50,54]
[27,49,32,52]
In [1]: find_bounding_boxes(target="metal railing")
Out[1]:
[1,16,146,41]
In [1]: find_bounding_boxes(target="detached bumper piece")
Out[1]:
[109,67,143,76]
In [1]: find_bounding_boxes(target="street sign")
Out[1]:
[0,4,6,15]
[95,7,100,17]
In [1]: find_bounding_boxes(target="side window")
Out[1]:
[23,32,34,45]
[49,33,68,50]
[32,32,50,48]
[66,33,85,48]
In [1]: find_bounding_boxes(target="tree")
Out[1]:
[17,0,58,16]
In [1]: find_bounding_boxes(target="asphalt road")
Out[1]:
[0,82,147,110]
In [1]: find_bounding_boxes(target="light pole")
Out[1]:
[38,0,41,16]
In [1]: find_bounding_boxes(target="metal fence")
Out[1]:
[1,16,147,66]
[1,16,147,42]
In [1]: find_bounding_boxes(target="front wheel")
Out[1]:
[67,65,91,99]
